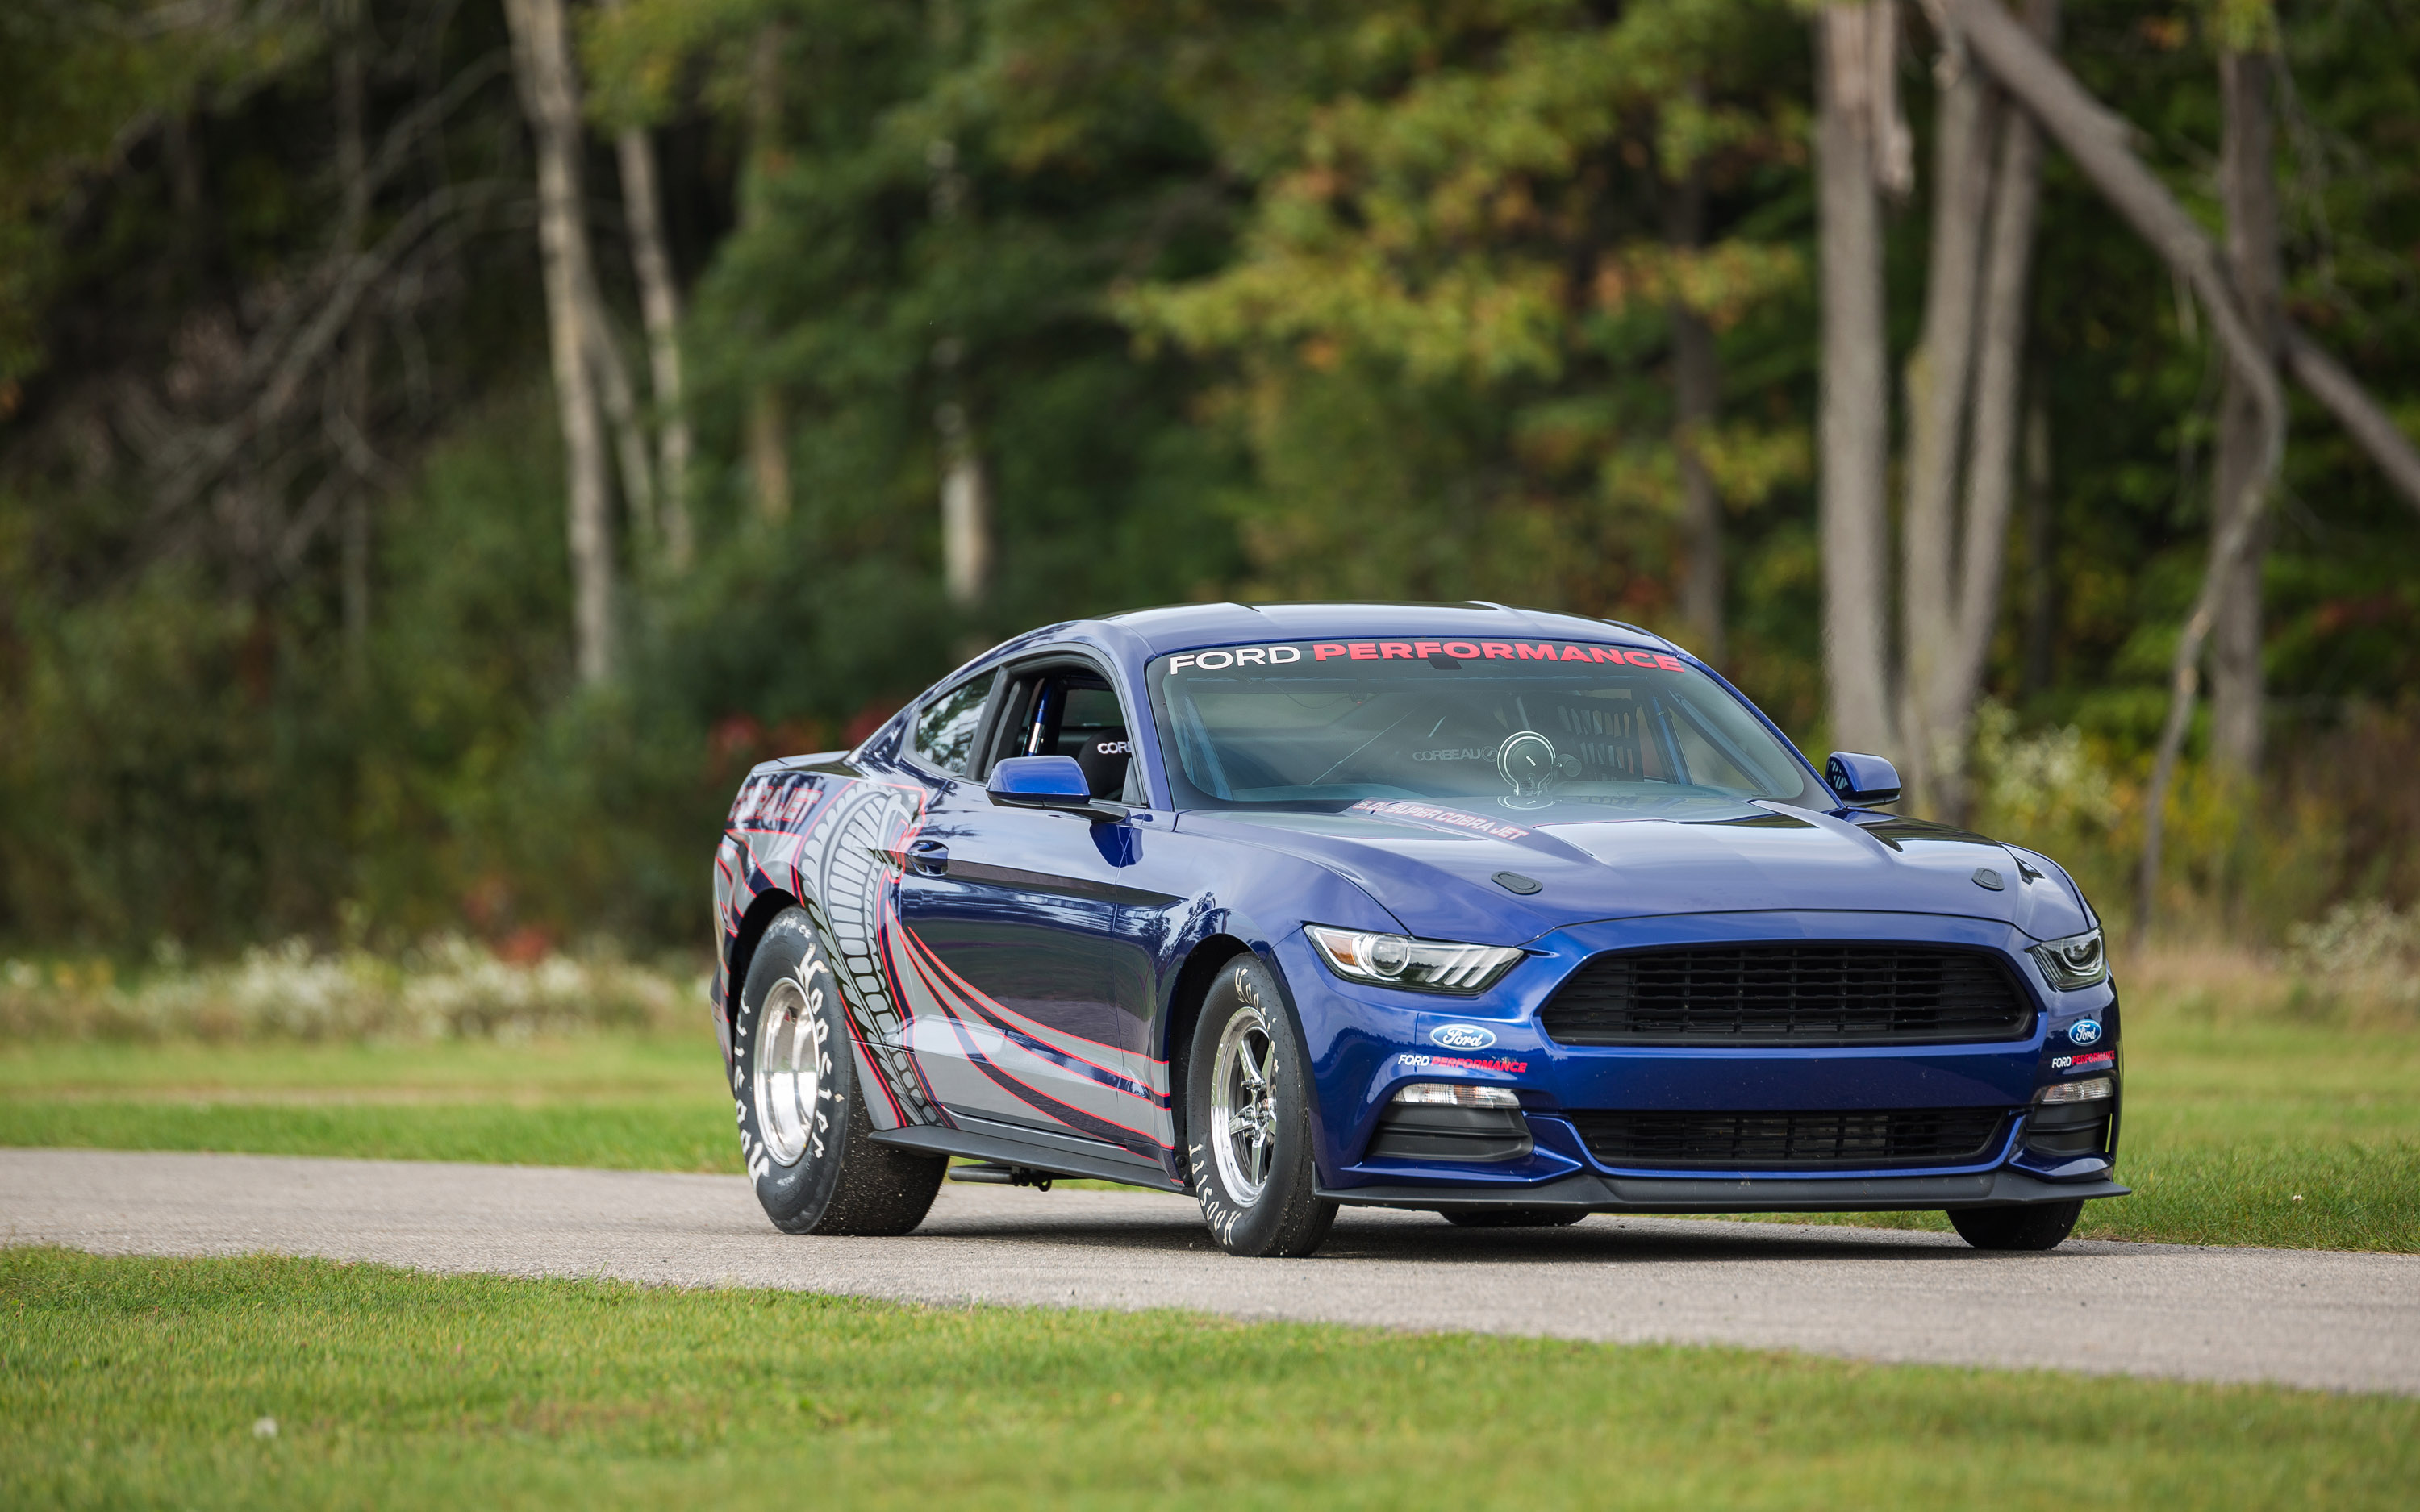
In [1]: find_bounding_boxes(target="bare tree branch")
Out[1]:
[1931,0,2287,938]
[2285,330,2420,511]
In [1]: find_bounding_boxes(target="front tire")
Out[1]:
[1186,955,1337,1258]
[1949,1200,2083,1251]
[733,908,944,1235]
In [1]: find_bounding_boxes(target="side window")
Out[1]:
[986,662,1142,801]
[910,672,995,776]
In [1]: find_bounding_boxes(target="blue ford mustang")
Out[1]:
[709,602,2125,1256]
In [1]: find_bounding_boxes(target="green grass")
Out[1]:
[0,1036,741,1173]
[5,1247,2415,1510]
[5,1005,2417,1250]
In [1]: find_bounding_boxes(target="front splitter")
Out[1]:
[1318,1167,2130,1214]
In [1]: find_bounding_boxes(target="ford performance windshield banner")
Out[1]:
[1158,639,1688,674]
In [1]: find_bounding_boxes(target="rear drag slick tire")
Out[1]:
[732,907,945,1235]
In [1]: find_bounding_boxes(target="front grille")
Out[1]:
[1568,1107,2009,1171]
[1541,944,2032,1047]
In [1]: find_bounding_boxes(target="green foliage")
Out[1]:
[0,1,312,386]
[1112,0,1815,659]
[2,0,2418,958]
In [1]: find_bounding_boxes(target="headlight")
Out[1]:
[1304,925,1524,994]
[2029,928,2108,990]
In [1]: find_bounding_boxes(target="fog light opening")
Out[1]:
[1393,1082,1520,1110]
[2033,1076,2113,1105]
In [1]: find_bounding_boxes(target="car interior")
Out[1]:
[979,663,1142,803]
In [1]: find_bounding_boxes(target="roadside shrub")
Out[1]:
[0,938,703,1043]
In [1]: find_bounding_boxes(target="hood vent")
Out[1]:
[1541,944,2033,1047]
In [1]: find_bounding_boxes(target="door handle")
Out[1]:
[906,838,950,876]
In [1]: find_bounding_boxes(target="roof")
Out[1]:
[1097,601,1684,658]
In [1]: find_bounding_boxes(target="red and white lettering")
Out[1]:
[1517,643,1556,660]
[1270,645,1303,664]
[1380,642,1414,659]
[1169,653,1197,673]
[1624,650,1658,668]
[1349,643,1379,660]
[1313,643,1348,661]
[1414,640,1442,657]
[1442,641,1479,659]
[1481,642,1516,659]
[1654,653,1684,671]
[1236,647,1267,665]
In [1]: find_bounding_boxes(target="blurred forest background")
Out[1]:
[3,0,2418,968]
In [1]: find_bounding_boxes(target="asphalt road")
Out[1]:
[5,1148,2414,1395]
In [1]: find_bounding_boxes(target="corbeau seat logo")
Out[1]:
[2067,1018,2104,1046]
[1095,741,1130,755]
[1429,1023,1497,1051]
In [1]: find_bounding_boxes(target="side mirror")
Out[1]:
[987,755,1129,823]
[1825,751,1901,807]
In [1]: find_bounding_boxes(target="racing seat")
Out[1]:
[1072,726,1131,798]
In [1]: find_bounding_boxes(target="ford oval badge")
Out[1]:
[2067,1018,2103,1047]
[1430,1023,1496,1051]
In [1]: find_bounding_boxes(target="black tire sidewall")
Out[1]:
[733,909,853,1232]
[1186,956,1331,1256]
[1950,1198,2084,1251]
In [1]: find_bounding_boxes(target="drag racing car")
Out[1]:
[708,602,2125,1256]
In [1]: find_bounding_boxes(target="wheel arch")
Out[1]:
[724,887,803,1032]
[1162,933,1256,1163]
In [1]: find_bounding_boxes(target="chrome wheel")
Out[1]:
[1209,1004,1279,1206]
[753,976,830,1166]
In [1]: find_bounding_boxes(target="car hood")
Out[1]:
[1175,797,2094,947]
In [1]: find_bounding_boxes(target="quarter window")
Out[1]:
[910,672,995,775]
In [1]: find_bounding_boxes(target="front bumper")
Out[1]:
[1279,910,2124,1209]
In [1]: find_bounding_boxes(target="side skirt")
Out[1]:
[1318,1168,2130,1214]
[872,1114,1187,1194]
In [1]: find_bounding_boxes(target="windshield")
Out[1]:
[1145,636,1826,812]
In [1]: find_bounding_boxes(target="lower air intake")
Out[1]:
[1568,1107,2010,1171]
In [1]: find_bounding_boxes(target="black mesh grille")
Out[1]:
[1568,1107,2010,1170]
[1540,945,2032,1047]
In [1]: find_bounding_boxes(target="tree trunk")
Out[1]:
[2022,382,2055,697]
[745,24,790,526]
[1898,38,2000,814]
[1926,0,2057,824]
[578,267,656,553]
[333,0,372,683]
[1816,2,1902,757]
[504,0,615,685]
[929,138,991,610]
[2211,48,2284,777]
[614,120,693,572]
[1665,153,1725,663]
[937,397,991,607]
